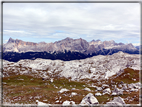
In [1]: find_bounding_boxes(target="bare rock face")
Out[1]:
[80,93,99,106]
[106,96,125,106]
[86,45,96,54]
[103,40,115,47]
[54,37,89,52]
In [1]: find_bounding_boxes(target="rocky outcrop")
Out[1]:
[3,52,140,81]
[128,82,141,89]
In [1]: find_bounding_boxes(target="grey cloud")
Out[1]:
[3,3,140,43]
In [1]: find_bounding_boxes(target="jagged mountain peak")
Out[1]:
[78,38,83,40]
[7,37,15,43]
[127,43,133,46]
[55,37,73,43]
[90,39,101,43]
[91,39,96,42]
[125,43,137,49]
[64,37,73,41]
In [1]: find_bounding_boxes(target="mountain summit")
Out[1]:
[7,37,15,43]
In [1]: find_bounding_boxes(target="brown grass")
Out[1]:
[3,67,140,105]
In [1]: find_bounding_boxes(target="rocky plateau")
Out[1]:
[2,51,141,106]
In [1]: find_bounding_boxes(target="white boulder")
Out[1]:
[50,78,53,82]
[84,87,91,91]
[97,87,102,91]
[36,100,51,106]
[80,93,99,105]
[71,92,77,96]
[95,92,102,96]
[103,88,111,95]
[102,84,109,89]
[111,92,117,96]
[130,88,138,92]
[62,100,76,106]
[58,88,69,93]
[106,96,125,106]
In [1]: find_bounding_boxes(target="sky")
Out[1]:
[3,2,140,46]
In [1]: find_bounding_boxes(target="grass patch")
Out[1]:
[3,75,45,86]
[95,94,113,104]
[3,75,89,104]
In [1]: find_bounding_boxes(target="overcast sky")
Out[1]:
[3,3,140,46]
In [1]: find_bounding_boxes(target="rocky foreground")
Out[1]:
[2,51,141,106]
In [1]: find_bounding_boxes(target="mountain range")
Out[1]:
[3,37,140,62]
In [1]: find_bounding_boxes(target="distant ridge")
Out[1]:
[2,37,139,62]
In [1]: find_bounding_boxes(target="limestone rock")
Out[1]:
[102,84,109,89]
[95,92,102,96]
[97,87,102,91]
[84,87,91,91]
[106,96,125,106]
[112,88,123,95]
[58,88,69,93]
[80,93,99,106]
[122,84,127,91]
[103,88,111,95]
[62,100,76,106]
